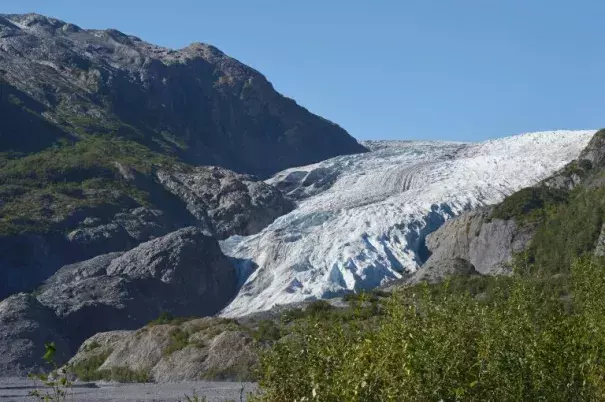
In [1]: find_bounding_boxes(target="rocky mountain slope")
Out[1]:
[0,166,293,299]
[0,13,365,176]
[0,12,361,297]
[406,128,605,282]
[220,131,595,316]
[0,228,237,376]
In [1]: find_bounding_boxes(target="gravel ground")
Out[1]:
[0,378,258,401]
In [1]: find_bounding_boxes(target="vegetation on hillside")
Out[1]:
[252,154,605,401]
[490,185,569,224]
[0,135,182,235]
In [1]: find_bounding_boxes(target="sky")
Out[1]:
[3,0,604,142]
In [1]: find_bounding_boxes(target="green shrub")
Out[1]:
[253,320,281,343]
[164,328,190,356]
[96,366,152,383]
[522,187,605,274]
[69,351,112,381]
[148,312,195,327]
[28,342,73,401]
[254,258,605,401]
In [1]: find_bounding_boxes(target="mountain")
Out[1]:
[220,130,595,316]
[0,228,237,376]
[0,13,366,176]
[0,13,365,298]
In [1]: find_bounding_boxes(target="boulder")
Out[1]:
[37,228,237,348]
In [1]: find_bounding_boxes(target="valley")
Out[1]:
[1,10,604,402]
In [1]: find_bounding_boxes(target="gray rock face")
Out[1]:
[0,167,291,298]
[0,294,69,376]
[0,233,67,300]
[157,167,294,238]
[0,13,366,176]
[420,208,534,278]
[267,165,342,201]
[543,130,605,191]
[579,129,605,168]
[0,228,237,375]
[37,228,236,346]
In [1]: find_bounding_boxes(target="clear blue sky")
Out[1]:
[4,0,604,141]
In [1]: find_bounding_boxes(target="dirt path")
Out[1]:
[0,377,257,401]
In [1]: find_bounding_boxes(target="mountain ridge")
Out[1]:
[0,12,366,176]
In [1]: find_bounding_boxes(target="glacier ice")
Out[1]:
[220,130,595,317]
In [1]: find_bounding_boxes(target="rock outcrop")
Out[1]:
[0,228,237,375]
[66,318,257,382]
[0,167,292,299]
[156,166,294,238]
[403,208,534,284]
[423,209,534,276]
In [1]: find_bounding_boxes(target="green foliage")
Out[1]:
[254,258,605,401]
[148,312,195,327]
[164,328,190,356]
[68,351,112,382]
[201,361,256,382]
[342,290,391,304]
[521,186,605,274]
[95,366,152,383]
[28,342,73,402]
[253,320,281,343]
[281,300,334,324]
[0,135,180,235]
[82,341,101,352]
[490,185,569,223]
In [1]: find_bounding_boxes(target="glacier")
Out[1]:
[220,130,595,317]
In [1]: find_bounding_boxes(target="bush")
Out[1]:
[522,187,605,274]
[253,320,281,343]
[253,258,605,401]
[69,351,112,381]
[491,186,569,223]
[148,312,194,327]
[164,328,190,356]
